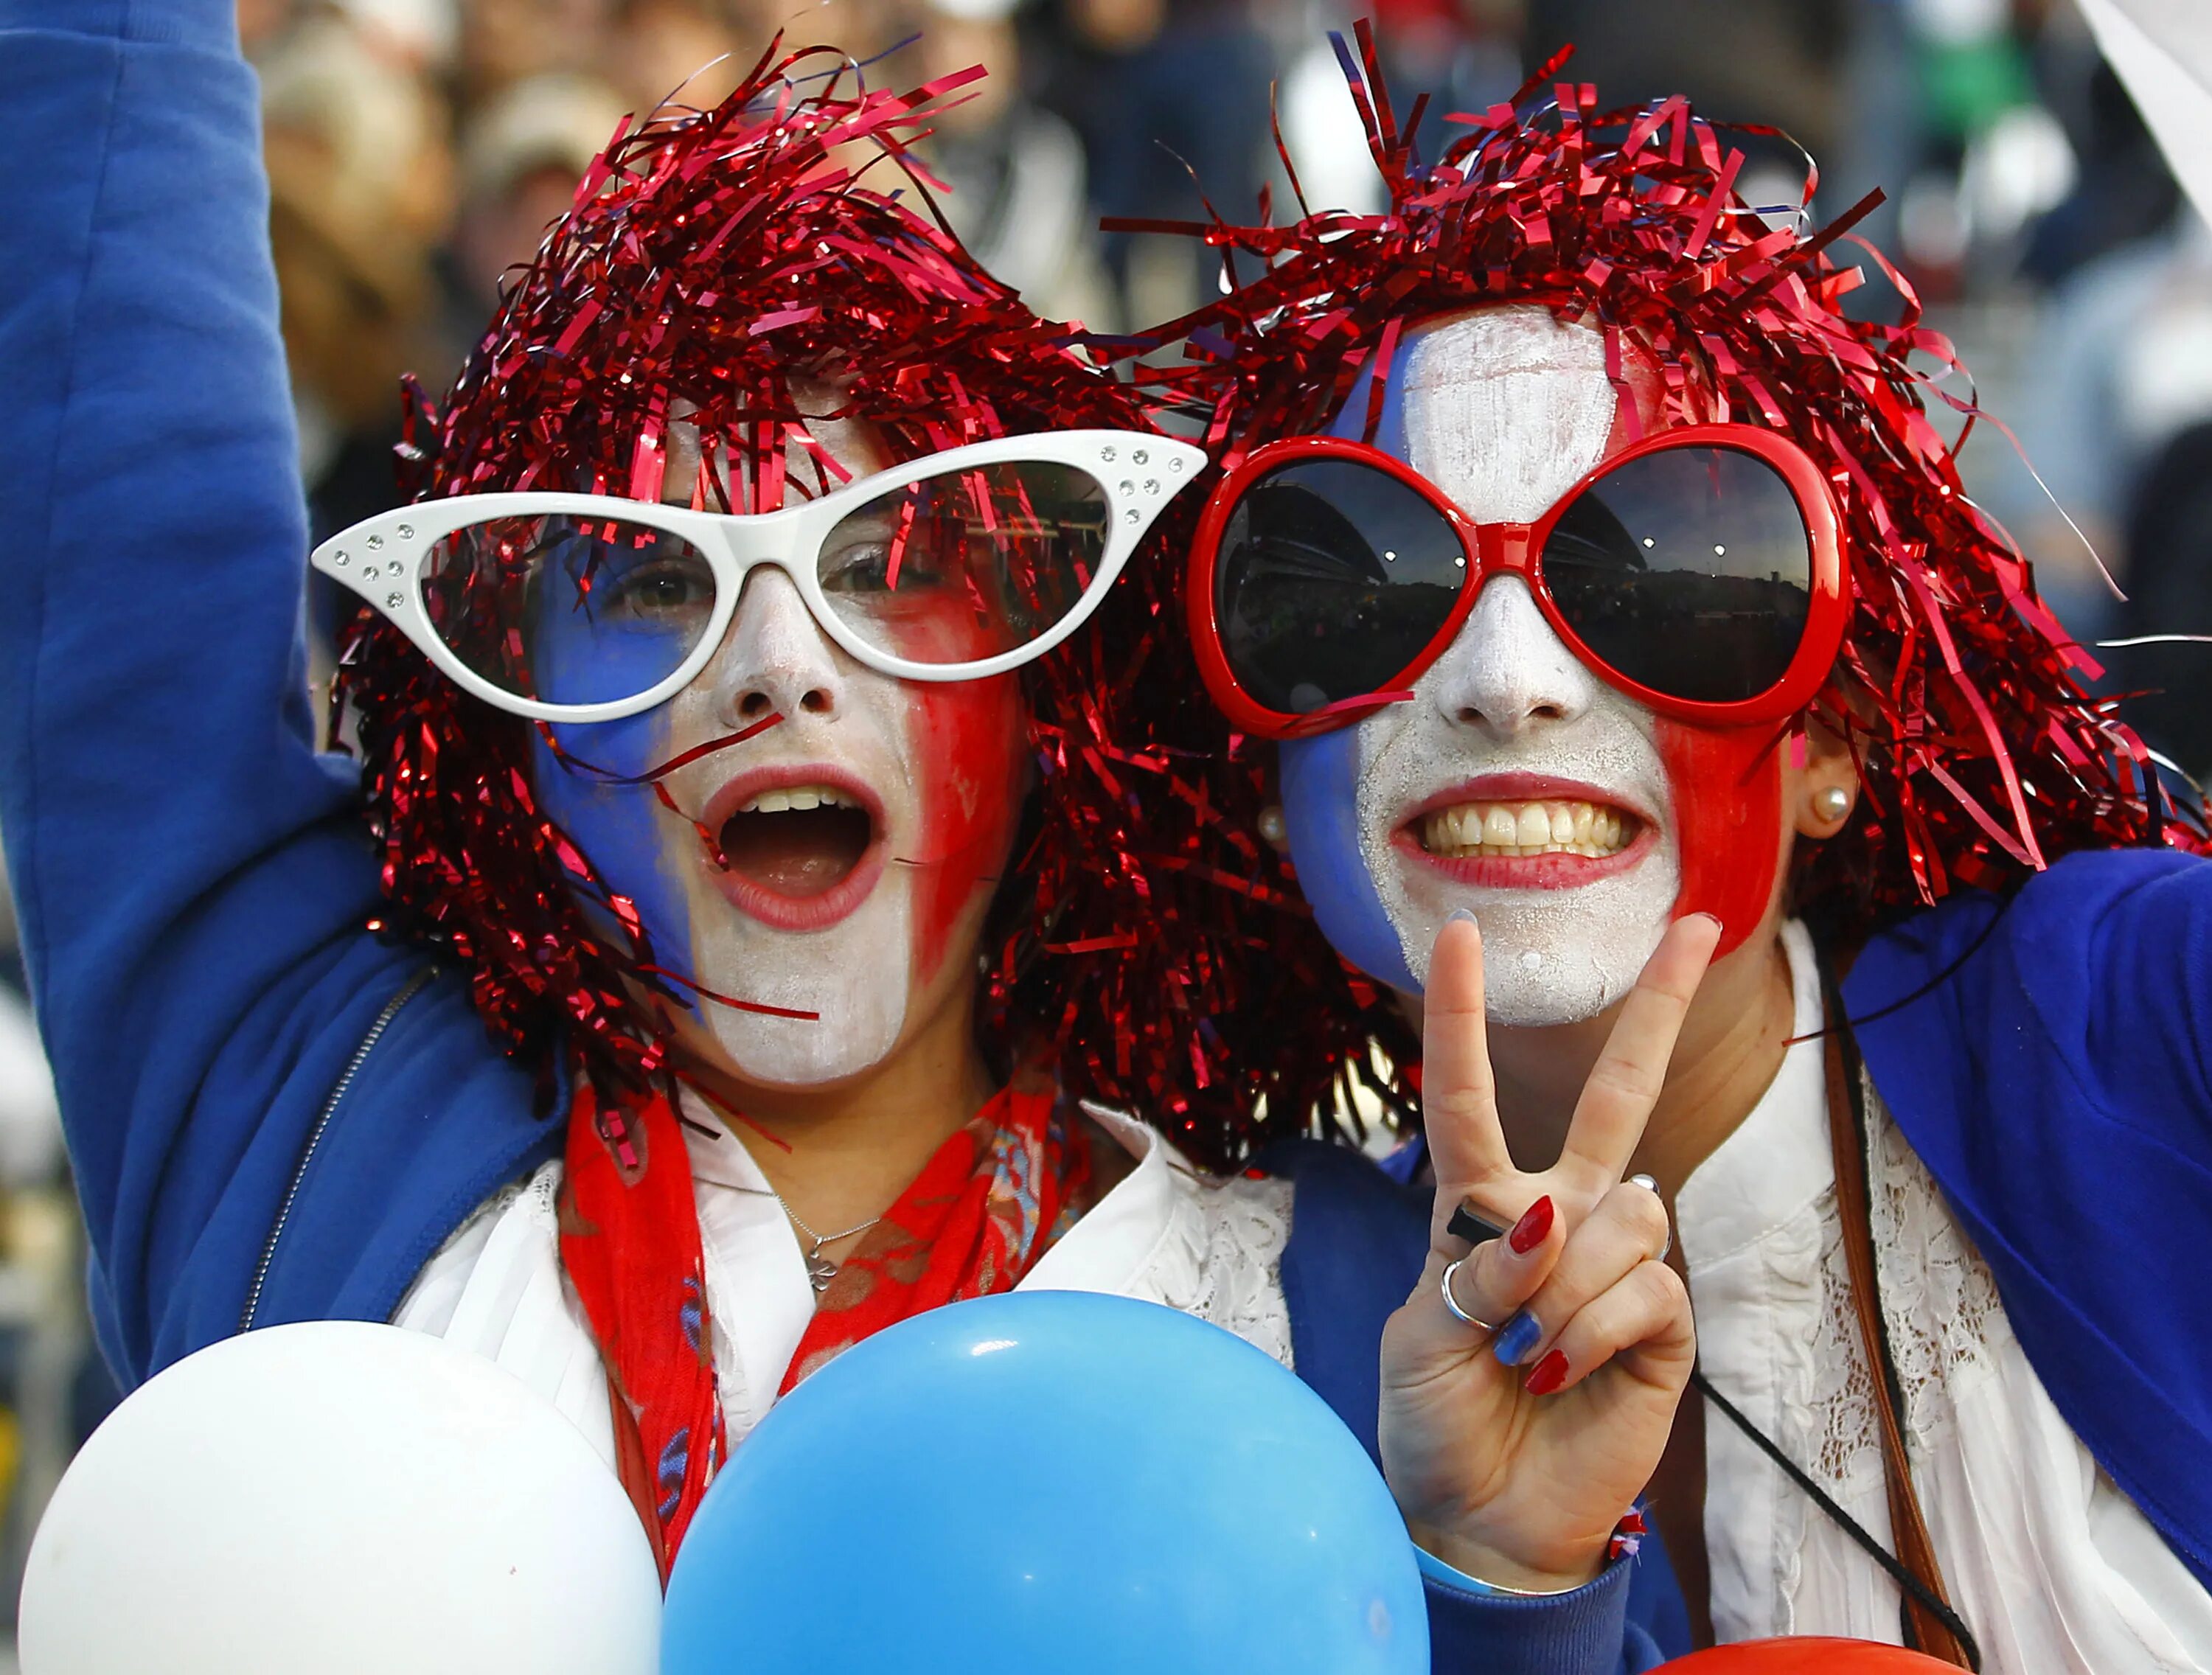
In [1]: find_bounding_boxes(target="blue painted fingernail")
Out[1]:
[1447,908,1478,925]
[1493,1309,1541,1366]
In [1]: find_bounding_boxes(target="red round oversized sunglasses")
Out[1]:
[1186,424,1850,740]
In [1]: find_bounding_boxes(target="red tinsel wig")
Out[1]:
[1118,33,2205,1003]
[333,42,1357,1171]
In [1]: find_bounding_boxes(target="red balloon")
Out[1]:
[1658,1641,1961,1672]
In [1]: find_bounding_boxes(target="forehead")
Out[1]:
[661,378,892,509]
[1329,306,1623,524]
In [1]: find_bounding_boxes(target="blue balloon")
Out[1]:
[661,1291,1426,1674]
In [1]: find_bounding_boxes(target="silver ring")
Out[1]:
[1627,1174,1672,1261]
[1439,1256,1500,1334]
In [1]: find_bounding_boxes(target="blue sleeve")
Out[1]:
[0,0,463,1378]
[1846,848,2212,1588]
[1422,1557,1661,1674]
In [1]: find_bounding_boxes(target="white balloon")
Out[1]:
[19,1321,659,1674]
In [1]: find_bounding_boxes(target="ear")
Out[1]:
[1784,718,1860,840]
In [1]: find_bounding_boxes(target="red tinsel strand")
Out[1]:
[333,41,1371,1169]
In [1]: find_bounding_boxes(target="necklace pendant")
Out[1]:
[805,1248,839,1294]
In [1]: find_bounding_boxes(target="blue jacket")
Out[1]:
[1848,848,2212,1595]
[0,4,1671,1668]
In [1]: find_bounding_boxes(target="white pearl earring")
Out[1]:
[1813,785,1851,823]
[1257,805,1288,848]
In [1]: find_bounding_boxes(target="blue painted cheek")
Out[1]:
[1279,728,1421,995]
[530,711,703,1017]
[529,580,696,709]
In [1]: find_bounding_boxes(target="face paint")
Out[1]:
[1278,306,1781,1025]
[534,415,1030,1089]
[907,674,1026,987]
[1654,719,1783,955]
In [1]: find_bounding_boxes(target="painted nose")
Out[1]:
[712,568,845,725]
[1427,577,1601,735]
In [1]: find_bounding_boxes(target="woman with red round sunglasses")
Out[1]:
[1135,37,2212,1674]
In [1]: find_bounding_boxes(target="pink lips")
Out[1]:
[1394,772,1658,891]
[698,764,888,933]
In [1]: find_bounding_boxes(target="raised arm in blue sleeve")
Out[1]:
[0,0,553,1383]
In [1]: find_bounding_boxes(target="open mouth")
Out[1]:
[1413,798,1640,860]
[716,785,876,899]
[700,769,890,931]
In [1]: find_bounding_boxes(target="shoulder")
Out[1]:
[1262,1136,1432,1267]
[1850,846,2207,988]
[1844,846,2212,1101]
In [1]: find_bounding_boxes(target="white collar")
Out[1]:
[1674,919,1838,1268]
[672,1091,1199,1438]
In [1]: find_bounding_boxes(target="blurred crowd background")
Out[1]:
[229,0,2212,770]
[1,0,2209,1658]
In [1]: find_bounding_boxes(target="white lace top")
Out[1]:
[1679,922,2212,1672]
[393,1100,1295,1465]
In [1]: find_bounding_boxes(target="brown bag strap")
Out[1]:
[1821,1000,1979,1669]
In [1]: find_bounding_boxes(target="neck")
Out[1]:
[680,985,997,1234]
[1478,918,1798,1197]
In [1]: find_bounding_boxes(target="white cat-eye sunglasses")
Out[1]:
[313,430,1208,722]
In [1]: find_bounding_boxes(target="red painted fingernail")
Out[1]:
[1524,1349,1570,1395]
[1509,1196,1554,1254]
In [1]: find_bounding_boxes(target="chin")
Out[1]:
[702,986,905,1088]
[1377,828,1683,1029]
[1447,909,1672,1027]
[676,836,914,1091]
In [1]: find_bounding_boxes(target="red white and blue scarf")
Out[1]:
[559,1072,1087,1575]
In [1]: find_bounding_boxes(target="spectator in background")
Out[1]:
[237,0,297,55]
[1520,0,1851,168]
[452,72,632,322]
[1368,0,1523,148]
[2007,204,2212,639]
[2024,58,2183,287]
[605,0,744,109]
[720,0,895,89]
[1040,0,1276,324]
[257,7,456,540]
[905,0,1116,327]
[457,0,611,108]
[2112,419,2212,781]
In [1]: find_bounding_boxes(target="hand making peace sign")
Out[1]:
[1377,910,1719,1594]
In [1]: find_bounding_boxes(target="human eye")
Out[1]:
[591,540,717,626]
[819,520,947,596]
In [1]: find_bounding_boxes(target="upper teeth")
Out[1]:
[1418,800,1633,859]
[740,784,851,814]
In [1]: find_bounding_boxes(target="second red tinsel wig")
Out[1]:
[1116,29,2205,953]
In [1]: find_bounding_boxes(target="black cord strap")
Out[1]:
[1691,1366,1982,1668]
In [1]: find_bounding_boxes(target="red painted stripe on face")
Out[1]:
[1653,718,1784,958]
[905,672,1026,988]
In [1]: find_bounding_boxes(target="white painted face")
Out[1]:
[535,411,1027,1088]
[1346,307,1680,1025]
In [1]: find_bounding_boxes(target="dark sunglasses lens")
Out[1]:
[1542,446,1812,706]
[1215,459,1466,717]
[420,513,718,707]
